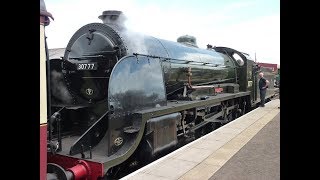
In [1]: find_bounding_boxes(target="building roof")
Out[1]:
[257,62,279,71]
[48,48,65,59]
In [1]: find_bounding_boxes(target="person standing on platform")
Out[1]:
[259,72,269,107]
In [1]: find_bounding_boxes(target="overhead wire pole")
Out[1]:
[255,52,257,63]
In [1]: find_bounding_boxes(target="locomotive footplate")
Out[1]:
[135,91,250,120]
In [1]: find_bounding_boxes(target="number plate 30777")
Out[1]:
[77,63,98,70]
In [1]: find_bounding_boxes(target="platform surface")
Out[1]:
[121,99,280,180]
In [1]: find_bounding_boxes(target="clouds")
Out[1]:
[199,14,280,64]
[45,0,279,65]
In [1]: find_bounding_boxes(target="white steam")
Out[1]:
[51,70,72,104]
[121,29,149,55]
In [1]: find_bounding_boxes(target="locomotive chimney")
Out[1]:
[98,10,127,30]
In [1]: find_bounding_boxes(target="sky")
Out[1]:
[45,0,280,65]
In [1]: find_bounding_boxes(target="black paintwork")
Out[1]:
[145,113,181,156]
[58,23,127,106]
[50,23,246,158]
[69,110,109,155]
[107,55,167,156]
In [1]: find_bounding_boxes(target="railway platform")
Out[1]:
[121,99,280,180]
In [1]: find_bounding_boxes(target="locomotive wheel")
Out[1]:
[221,113,233,125]
[195,127,207,139]
[232,108,242,120]
[211,122,222,130]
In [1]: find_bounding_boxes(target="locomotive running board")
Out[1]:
[135,92,250,119]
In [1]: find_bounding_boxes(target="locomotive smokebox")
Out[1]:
[98,10,127,30]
